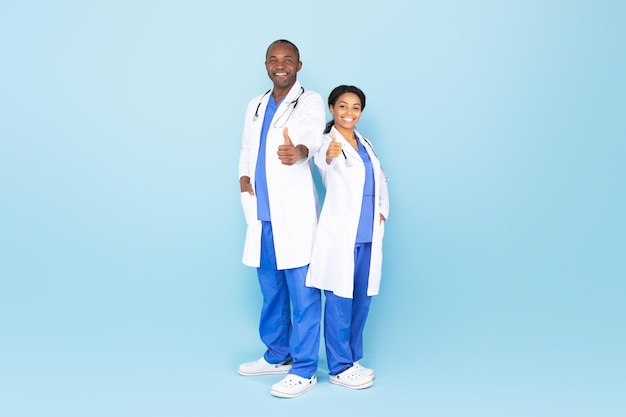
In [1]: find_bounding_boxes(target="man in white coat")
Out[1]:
[237,39,325,399]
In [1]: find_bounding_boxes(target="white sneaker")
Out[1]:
[354,361,375,379]
[238,356,292,376]
[329,365,374,389]
[270,374,317,398]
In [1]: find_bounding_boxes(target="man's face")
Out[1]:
[265,43,301,90]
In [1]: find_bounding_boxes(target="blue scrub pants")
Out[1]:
[324,242,373,375]
[257,221,321,378]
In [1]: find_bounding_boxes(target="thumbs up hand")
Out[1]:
[283,127,293,146]
[326,132,343,164]
[278,127,305,165]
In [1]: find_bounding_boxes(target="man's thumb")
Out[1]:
[283,127,292,144]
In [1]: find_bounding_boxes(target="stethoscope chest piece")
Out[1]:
[342,150,352,167]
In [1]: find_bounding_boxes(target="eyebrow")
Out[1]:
[268,54,295,60]
[337,100,361,106]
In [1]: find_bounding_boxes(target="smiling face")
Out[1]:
[265,42,301,94]
[330,92,363,132]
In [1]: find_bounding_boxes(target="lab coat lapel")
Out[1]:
[270,81,302,126]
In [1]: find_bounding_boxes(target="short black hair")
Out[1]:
[266,39,300,62]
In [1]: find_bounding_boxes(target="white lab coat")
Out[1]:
[239,81,325,269]
[306,127,390,298]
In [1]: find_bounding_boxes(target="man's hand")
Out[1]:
[277,127,307,165]
[240,176,254,195]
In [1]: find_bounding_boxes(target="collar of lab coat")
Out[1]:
[269,80,303,107]
[332,126,367,159]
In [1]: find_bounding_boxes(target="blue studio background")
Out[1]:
[1,1,624,416]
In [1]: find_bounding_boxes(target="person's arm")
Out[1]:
[239,101,255,194]
[378,166,389,223]
[279,90,326,165]
[373,139,389,223]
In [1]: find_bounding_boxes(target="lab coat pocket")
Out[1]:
[240,192,258,225]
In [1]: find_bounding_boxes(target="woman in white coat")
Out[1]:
[307,85,389,390]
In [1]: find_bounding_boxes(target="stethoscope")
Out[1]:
[341,149,352,167]
[252,87,305,129]
[339,137,388,182]
[339,135,365,168]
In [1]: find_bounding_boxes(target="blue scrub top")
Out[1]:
[355,141,375,243]
[255,94,284,221]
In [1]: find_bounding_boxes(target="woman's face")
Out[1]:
[330,92,362,131]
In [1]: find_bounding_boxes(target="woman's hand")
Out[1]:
[326,132,342,165]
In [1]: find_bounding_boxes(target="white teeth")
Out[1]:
[275,72,287,76]
[342,117,354,122]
